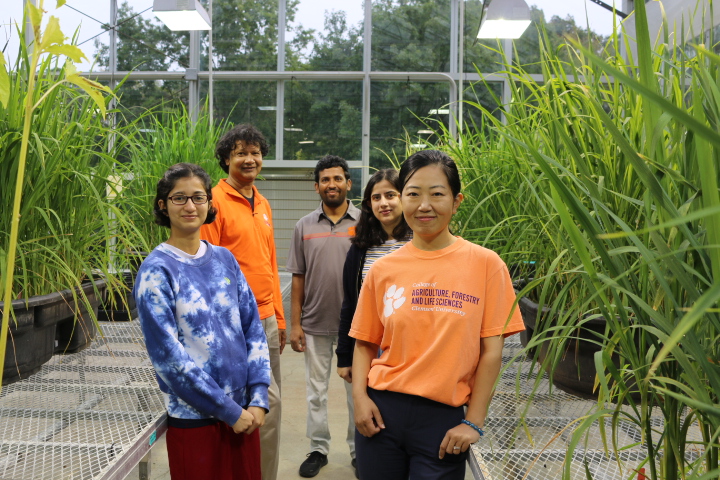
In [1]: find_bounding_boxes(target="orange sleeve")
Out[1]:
[349,269,383,345]
[480,263,525,338]
[267,209,286,329]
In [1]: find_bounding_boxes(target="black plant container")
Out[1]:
[516,293,639,401]
[98,272,137,322]
[2,279,108,385]
[518,294,543,354]
[2,293,62,384]
[54,279,107,354]
[127,250,150,273]
[513,278,540,351]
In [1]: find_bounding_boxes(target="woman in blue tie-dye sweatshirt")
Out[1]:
[134,163,271,480]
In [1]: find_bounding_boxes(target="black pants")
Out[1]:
[355,388,467,480]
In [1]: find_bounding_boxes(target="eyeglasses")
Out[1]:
[168,194,209,205]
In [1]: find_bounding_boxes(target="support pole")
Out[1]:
[208,0,213,125]
[458,0,465,139]
[108,0,119,273]
[502,38,513,125]
[24,0,36,54]
[361,0,372,188]
[276,0,287,161]
[188,30,200,125]
[450,0,459,140]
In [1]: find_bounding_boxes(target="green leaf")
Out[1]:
[27,2,42,30]
[56,0,67,7]
[45,44,86,63]
[649,281,720,377]
[66,72,108,118]
[0,52,9,107]
[40,16,65,50]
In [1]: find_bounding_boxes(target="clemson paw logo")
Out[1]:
[383,284,406,316]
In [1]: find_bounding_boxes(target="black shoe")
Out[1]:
[351,458,359,479]
[299,451,328,478]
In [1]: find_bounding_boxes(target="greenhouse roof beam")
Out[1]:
[82,70,574,84]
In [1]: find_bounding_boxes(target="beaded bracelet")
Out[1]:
[461,419,485,438]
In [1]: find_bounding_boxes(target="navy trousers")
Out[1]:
[354,388,467,480]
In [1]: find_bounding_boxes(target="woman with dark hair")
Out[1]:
[349,151,525,479]
[335,168,411,387]
[135,163,271,480]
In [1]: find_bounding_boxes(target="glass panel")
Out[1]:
[2,0,111,72]
[348,166,363,201]
[370,81,451,169]
[211,0,278,70]
[84,29,111,71]
[463,0,503,74]
[0,4,24,66]
[108,4,189,72]
[287,0,364,71]
[203,80,278,160]
[283,80,362,161]
[372,0,451,72]
[115,79,189,119]
[461,81,503,128]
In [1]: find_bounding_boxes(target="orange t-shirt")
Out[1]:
[201,180,285,328]
[349,238,525,407]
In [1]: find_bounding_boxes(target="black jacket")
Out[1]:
[335,244,366,368]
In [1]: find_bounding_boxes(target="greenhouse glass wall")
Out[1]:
[3,0,715,264]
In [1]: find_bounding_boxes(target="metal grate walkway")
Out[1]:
[0,321,167,480]
[468,335,703,480]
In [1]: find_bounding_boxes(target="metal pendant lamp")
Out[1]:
[153,0,212,31]
[477,0,532,39]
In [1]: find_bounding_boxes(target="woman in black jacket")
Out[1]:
[336,168,412,382]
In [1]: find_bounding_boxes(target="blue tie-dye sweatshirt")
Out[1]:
[134,241,271,427]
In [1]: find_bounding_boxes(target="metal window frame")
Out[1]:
[95,0,514,181]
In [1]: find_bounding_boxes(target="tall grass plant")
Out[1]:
[436,2,720,478]
[0,1,139,388]
[115,108,230,252]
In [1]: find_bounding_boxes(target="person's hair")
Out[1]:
[352,169,411,249]
[314,155,350,183]
[399,149,462,197]
[215,124,269,173]
[153,163,217,228]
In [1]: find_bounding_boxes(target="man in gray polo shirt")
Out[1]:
[287,155,360,478]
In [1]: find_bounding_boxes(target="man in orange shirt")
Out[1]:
[201,124,285,480]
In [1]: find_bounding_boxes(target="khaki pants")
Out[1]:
[304,333,355,458]
[260,315,282,480]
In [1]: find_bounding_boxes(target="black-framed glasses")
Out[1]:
[168,195,209,205]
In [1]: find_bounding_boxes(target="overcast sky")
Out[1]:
[1,0,621,69]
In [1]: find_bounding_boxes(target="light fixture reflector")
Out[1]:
[478,19,531,39]
[477,0,531,39]
[153,0,211,31]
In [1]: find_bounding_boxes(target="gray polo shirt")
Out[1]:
[286,201,360,335]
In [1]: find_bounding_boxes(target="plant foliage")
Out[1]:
[0,0,133,389]
[436,3,720,478]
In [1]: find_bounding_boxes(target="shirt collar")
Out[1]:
[315,200,359,223]
[218,179,262,205]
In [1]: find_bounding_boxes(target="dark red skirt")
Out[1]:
[166,421,262,480]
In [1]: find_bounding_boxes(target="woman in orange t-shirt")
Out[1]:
[350,150,524,480]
